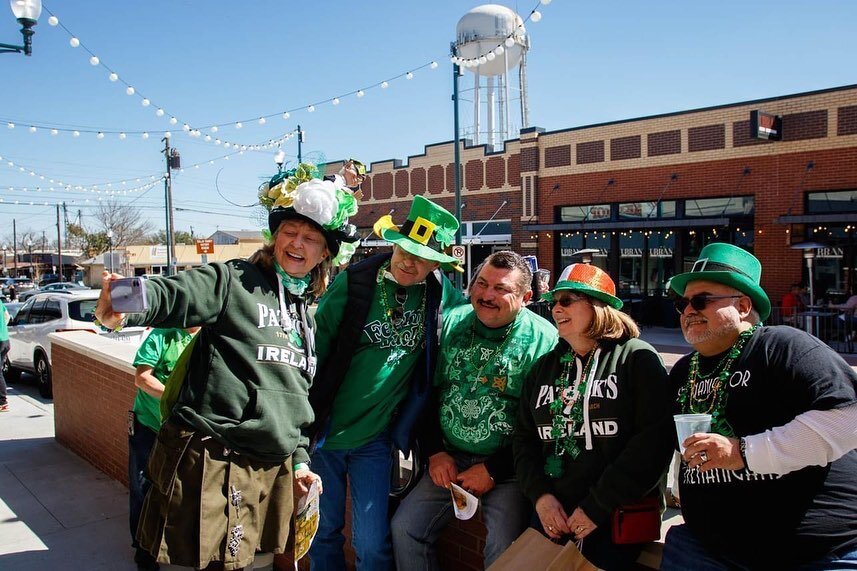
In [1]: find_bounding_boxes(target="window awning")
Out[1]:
[523,217,730,232]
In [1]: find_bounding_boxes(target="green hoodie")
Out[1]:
[126,260,314,464]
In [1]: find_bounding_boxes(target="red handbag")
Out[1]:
[611,496,662,545]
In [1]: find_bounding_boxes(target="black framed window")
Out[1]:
[807,190,857,214]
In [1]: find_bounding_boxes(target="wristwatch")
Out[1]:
[738,437,749,469]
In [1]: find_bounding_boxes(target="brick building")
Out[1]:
[344,84,857,326]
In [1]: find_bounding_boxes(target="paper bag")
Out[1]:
[487,528,602,571]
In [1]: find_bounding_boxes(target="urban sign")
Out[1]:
[195,239,215,255]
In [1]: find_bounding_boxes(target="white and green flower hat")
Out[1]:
[259,162,361,265]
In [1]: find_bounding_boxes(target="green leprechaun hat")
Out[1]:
[373,195,462,271]
[669,242,771,320]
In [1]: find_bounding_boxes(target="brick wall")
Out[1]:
[52,343,136,486]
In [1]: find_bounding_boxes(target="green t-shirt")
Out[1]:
[131,328,194,432]
[315,267,464,450]
[0,303,9,341]
[436,305,558,456]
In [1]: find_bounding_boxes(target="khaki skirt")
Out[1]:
[137,418,294,571]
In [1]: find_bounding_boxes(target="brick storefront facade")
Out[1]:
[340,84,857,316]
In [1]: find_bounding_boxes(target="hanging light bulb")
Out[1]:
[96,132,104,139]
[406,72,414,79]
[204,135,211,142]
[90,56,100,65]
[69,37,80,47]
[211,125,219,133]
[307,105,315,112]
[478,55,487,64]
[156,108,165,117]
[540,0,552,4]
[29,126,36,133]
[119,132,126,140]
[182,123,190,131]
[235,122,243,129]
[50,129,58,136]
[486,51,496,60]
[168,117,177,125]
[531,10,542,22]
[430,61,438,69]
[141,98,150,107]
[381,81,389,89]
[164,131,171,139]
[126,86,135,95]
[109,72,118,82]
[495,44,505,55]
[357,90,365,97]
[73,130,80,137]
[258,117,267,125]
[142,132,149,139]
[505,36,515,47]
[48,15,58,25]
[282,112,290,120]
[332,98,340,105]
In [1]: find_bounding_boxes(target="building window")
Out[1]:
[807,190,857,214]
[684,196,754,217]
[618,201,676,219]
[560,204,611,222]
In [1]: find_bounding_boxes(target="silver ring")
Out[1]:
[547,525,554,531]
[699,451,708,463]
[576,525,585,532]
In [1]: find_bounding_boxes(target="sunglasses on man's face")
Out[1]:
[674,294,743,314]
[552,293,588,307]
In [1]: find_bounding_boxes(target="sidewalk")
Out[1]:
[0,327,852,569]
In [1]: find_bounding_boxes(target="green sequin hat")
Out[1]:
[373,195,463,271]
[669,242,771,320]
[259,162,361,266]
[543,263,623,309]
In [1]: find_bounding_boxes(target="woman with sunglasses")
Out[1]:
[513,263,675,569]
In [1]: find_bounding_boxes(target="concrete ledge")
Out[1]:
[49,330,139,375]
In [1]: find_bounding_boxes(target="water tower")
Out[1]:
[454,4,530,148]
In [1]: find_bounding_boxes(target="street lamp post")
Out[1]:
[106,229,114,275]
[1,244,7,276]
[274,148,285,174]
[26,239,33,279]
[1,0,42,56]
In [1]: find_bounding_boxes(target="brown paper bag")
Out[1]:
[487,528,602,571]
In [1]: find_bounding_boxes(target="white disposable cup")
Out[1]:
[674,413,712,454]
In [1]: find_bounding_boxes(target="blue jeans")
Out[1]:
[391,452,531,570]
[0,340,9,406]
[309,432,395,571]
[127,417,157,549]
[662,524,857,570]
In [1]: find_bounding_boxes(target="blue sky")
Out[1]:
[1,0,855,246]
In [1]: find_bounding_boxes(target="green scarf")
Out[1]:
[274,262,311,296]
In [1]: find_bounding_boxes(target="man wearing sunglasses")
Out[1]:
[306,196,465,570]
[392,251,557,569]
[661,242,857,570]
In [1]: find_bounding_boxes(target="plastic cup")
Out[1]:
[673,413,712,453]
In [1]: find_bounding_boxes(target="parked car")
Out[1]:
[3,301,24,320]
[4,290,148,398]
[38,274,61,287]
[17,282,90,302]
[1,277,36,300]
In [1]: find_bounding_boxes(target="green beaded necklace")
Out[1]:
[376,261,426,365]
[545,346,598,478]
[677,323,761,436]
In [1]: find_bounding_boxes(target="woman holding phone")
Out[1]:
[96,161,362,571]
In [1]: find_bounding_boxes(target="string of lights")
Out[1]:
[25,4,439,143]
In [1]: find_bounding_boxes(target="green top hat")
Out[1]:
[375,195,460,267]
[669,242,771,320]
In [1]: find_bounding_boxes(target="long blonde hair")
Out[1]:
[248,224,332,298]
[586,299,641,341]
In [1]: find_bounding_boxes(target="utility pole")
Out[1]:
[162,137,179,276]
[12,219,18,276]
[297,125,303,164]
[62,202,71,248]
[56,204,63,281]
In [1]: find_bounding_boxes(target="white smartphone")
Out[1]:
[109,277,149,313]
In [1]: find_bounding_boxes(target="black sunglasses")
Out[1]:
[552,293,588,307]
[674,294,743,314]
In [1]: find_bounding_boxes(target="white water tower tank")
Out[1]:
[455,5,526,76]
[454,4,530,148]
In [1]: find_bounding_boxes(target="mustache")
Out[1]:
[683,316,707,327]
[477,299,499,308]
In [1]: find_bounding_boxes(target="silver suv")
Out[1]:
[3,290,147,398]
